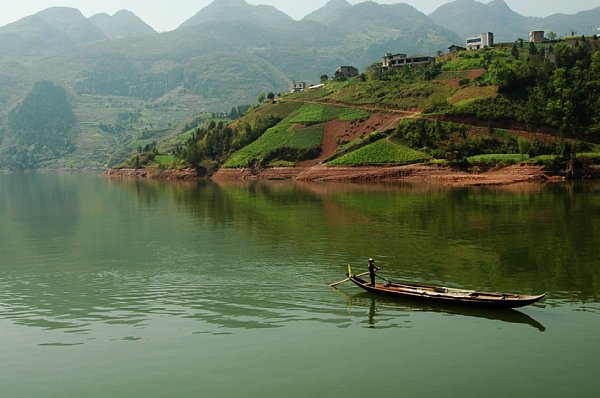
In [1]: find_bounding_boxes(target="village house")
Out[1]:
[382,53,435,69]
[448,45,467,53]
[289,81,306,93]
[335,66,359,78]
[530,31,546,43]
[466,32,494,50]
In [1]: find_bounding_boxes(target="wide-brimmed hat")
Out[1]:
[368,258,374,262]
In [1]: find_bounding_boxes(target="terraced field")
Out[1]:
[223,102,371,168]
[329,138,430,166]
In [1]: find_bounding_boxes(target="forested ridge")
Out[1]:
[1,81,75,169]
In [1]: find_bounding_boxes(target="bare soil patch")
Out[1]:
[297,112,406,167]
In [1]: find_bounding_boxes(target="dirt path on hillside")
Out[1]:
[297,112,409,167]
[283,97,421,116]
[285,96,423,167]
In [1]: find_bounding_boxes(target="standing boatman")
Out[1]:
[368,258,380,287]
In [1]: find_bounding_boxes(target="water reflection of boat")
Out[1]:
[344,291,546,332]
[348,274,547,309]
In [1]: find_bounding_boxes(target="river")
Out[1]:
[0,173,599,397]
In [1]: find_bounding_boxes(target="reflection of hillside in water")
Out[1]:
[1,175,598,339]
[200,180,600,301]
[0,173,81,259]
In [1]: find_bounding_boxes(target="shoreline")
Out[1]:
[102,163,586,187]
[212,164,561,187]
[103,167,200,181]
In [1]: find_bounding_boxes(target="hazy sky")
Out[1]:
[1,0,599,32]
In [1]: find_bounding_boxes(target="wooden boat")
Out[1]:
[347,274,546,309]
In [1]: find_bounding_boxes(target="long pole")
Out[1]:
[329,271,370,287]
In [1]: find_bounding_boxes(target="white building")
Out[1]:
[466,32,494,50]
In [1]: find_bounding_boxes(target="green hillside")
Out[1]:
[1,1,600,171]
[0,1,458,170]
[1,81,76,169]
[170,38,600,174]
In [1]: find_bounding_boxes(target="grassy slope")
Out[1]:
[222,43,600,169]
[223,102,371,168]
[329,138,431,165]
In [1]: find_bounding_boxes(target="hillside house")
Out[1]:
[448,45,467,53]
[290,81,306,93]
[466,32,494,50]
[335,66,359,78]
[382,53,435,69]
[530,31,546,43]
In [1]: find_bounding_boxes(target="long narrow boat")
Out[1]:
[347,274,546,309]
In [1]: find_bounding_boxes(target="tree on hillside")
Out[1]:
[511,43,519,59]
[174,112,282,173]
[528,42,538,56]
[267,92,275,102]
[333,70,347,81]
[257,92,266,104]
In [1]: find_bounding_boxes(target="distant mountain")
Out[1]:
[89,10,157,39]
[2,0,599,170]
[307,1,461,63]
[539,7,600,37]
[326,1,456,34]
[429,0,533,42]
[0,7,106,55]
[430,0,600,43]
[178,0,293,30]
[303,0,352,24]
[0,1,462,121]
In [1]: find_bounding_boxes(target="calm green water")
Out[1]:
[1,173,599,397]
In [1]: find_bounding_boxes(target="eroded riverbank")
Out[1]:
[214,164,563,187]
[105,163,576,187]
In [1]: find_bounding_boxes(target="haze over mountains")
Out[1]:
[0,0,599,169]
[1,0,598,108]
[430,0,600,42]
[89,10,157,39]
[179,0,294,29]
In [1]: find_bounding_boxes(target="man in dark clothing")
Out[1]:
[368,258,380,287]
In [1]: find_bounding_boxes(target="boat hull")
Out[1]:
[348,276,546,309]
